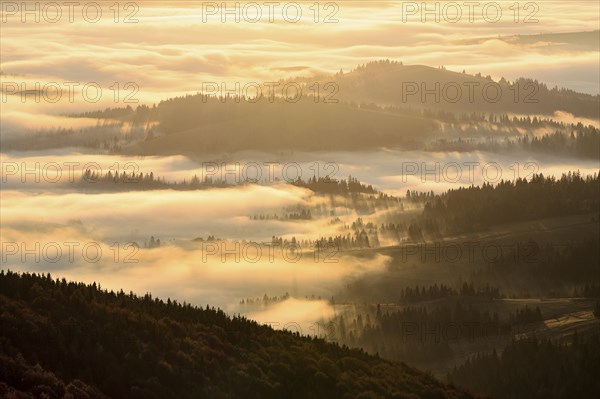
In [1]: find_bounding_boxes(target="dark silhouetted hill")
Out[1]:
[139,98,436,155]
[0,271,479,399]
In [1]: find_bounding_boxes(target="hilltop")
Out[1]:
[304,60,599,118]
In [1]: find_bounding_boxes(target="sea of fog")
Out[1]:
[1,149,598,334]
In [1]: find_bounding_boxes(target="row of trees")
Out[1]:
[292,176,377,195]
[427,128,600,159]
[399,283,502,302]
[76,171,385,198]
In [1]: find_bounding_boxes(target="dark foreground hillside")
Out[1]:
[0,271,478,399]
[448,331,600,399]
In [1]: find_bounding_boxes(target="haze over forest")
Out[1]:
[1,2,599,398]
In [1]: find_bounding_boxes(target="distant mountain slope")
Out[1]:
[0,271,479,399]
[139,99,437,155]
[136,60,598,154]
[67,59,599,155]
[311,61,599,119]
[472,30,600,51]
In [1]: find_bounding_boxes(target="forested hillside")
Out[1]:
[448,332,600,399]
[416,172,599,237]
[0,271,479,399]
[308,60,600,118]
[140,98,436,154]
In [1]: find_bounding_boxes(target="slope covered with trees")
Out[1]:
[0,271,479,399]
[312,60,600,119]
[448,332,600,399]
[140,98,436,154]
[418,172,599,236]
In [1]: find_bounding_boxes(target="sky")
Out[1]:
[1,1,599,106]
[2,1,599,133]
